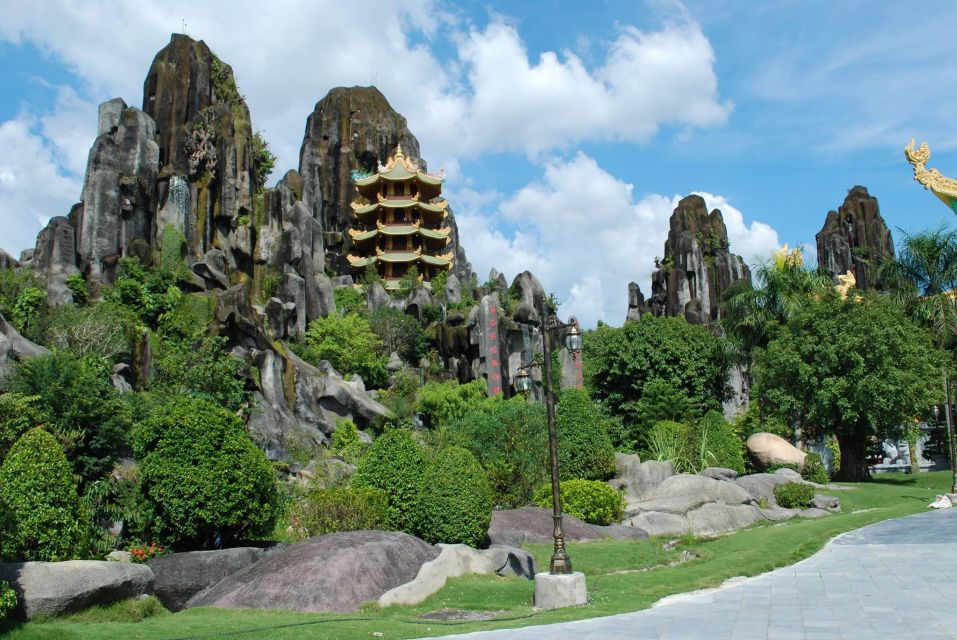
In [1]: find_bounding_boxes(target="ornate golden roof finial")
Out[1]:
[905,139,957,200]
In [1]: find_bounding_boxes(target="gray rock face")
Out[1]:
[0,560,154,620]
[816,186,894,291]
[444,273,462,305]
[812,495,841,511]
[591,524,650,541]
[76,98,159,294]
[0,249,20,270]
[643,195,751,324]
[626,281,647,322]
[632,474,753,516]
[0,312,49,381]
[609,456,675,504]
[687,503,761,536]
[405,285,434,321]
[623,511,689,537]
[30,216,80,305]
[149,547,266,612]
[735,473,791,506]
[187,531,438,613]
[700,467,739,481]
[487,507,603,546]
[511,271,547,325]
[366,282,390,311]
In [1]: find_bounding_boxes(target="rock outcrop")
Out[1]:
[486,507,608,546]
[746,432,807,470]
[0,312,49,381]
[0,560,154,620]
[187,531,439,613]
[148,547,268,612]
[816,186,894,291]
[643,195,751,324]
[30,215,80,306]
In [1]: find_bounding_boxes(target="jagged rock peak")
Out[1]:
[644,195,750,324]
[815,186,894,291]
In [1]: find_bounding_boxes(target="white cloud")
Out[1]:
[452,154,781,328]
[0,116,81,257]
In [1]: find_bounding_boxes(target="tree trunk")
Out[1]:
[906,434,920,475]
[834,432,871,482]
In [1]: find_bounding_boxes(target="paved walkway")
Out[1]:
[431,508,957,640]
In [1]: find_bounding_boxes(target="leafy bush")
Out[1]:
[0,580,15,623]
[448,397,548,508]
[133,396,280,550]
[10,286,46,339]
[153,335,247,412]
[773,482,815,509]
[43,302,133,361]
[766,462,800,473]
[377,366,420,425]
[351,429,427,533]
[10,352,130,486]
[251,131,277,191]
[634,379,693,437]
[82,466,144,554]
[333,286,366,316]
[642,420,697,473]
[368,308,428,363]
[105,258,184,329]
[66,273,90,306]
[555,388,616,481]
[0,393,45,464]
[733,401,794,441]
[330,419,366,465]
[415,379,492,429]
[414,447,492,546]
[0,428,86,561]
[302,313,387,388]
[291,486,388,539]
[697,410,746,474]
[533,479,624,526]
[0,268,45,319]
[801,452,829,484]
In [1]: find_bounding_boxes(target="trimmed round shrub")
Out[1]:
[697,411,746,474]
[0,393,45,464]
[133,396,280,550]
[774,482,815,509]
[0,428,86,561]
[415,447,492,546]
[0,581,16,624]
[801,452,829,484]
[294,487,388,539]
[351,429,427,533]
[555,388,617,481]
[533,479,624,526]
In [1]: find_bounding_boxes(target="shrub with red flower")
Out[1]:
[128,541,167,564]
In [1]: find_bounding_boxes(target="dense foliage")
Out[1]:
[351,429,427,533]
[555,388,616,481]
[801,452,829,484]
[533,479,624,525]
[10,352,130,486]
[755,292,943,481]
[330,419,367,465]
[415,446,492,546]
[0,580,15,624]
[774,482,815,509]
[642,420,698,473]
[153,335,247,412]
[302,313,387,387]
[584,316,729,436]
[697,410,746,474]
[0,393,45,465]
[368,308,428,364]
[633,380,693,440]
[292,487,388,539]
[447,397,548,508]
[133,396,280,549]
[416,379,492,429]
[0,428,86,561]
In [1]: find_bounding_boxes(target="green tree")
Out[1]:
[368,307,428,363]
[133,396,280,550]
[722,245,833,353]
[754,292,943,481]
[10,352,130,486]
[584,315,729,432]
[302,313,387,387]
[634,380,694,437]
[0,428,86,561]
[351,429,427,533]
[153,335,247,412]
[0,393,45,464]
[555,388,616,480]
[415,379,492,429]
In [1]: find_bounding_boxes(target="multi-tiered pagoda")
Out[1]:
[347,146,453,289]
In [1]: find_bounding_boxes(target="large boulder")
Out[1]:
[510,271,547,325]
[734,472,791,506]
[378,544,535,607]
[0,312,49,381]
[631,474,753,516]
[187,531,438,613]
[609,454,674,501]
[487,507,603,546]
[622,511,689,537]
[148,547,267,612]
[0,560,153,620]
[700,467,739,481]
[746,433,806,470]
[687,503,762,536]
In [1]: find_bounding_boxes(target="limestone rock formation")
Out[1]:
[0,312,49,381]
[643,195,751,324]
[625,281,648,322]
[816,186,895,291]
[746,432,807,470]
[31,215,80,305]
[297,86,472,281]
[186,531,439,613]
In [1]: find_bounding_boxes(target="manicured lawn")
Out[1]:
[6,471,949,640]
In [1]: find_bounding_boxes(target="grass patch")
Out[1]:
[7,472,948,640]
[57,597,169,624]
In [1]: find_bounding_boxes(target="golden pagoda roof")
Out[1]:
[905,140,957,213]
[353,144,445,188]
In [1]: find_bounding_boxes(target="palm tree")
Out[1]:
[722,245,833,354]
[877,225,957,349]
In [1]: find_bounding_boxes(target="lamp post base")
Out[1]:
[534,571,587,610]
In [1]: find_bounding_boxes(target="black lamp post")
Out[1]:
[515,315,582,574]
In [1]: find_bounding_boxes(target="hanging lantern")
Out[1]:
[515,368,533,397]
[565,325,583,354]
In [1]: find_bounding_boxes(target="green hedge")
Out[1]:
[0,580,16,624]
[351,429,427,533]
[0,428,86,561]
[555,389,617,481]
[801,452,829,484]
[534,479,624,526]
[295,487,388,538]
[774,482,815,509]
[415,447,492,546]
[133,396,280,550]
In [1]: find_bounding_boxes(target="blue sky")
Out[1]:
[1,0,956,327]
